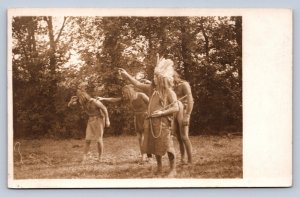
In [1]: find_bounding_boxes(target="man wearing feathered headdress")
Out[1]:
[118,54,179,177]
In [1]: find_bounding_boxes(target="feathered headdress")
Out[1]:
[154,55,174,81]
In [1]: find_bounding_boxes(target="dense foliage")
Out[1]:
[12,16,242,139]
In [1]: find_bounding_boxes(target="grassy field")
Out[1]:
[13,135,242,179]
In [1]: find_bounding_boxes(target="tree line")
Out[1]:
[12,16,242,139]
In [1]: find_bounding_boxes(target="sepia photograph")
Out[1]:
[7,8,291,188]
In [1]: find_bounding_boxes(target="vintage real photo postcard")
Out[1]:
[7,8,292,188]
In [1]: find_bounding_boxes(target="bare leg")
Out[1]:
[83,140,91,162]
[155,155,162,175]
[141,133,152,159]
[136,132,145,161]
[175,103,185,163]
[138,127,152,160]
[182,125,193,164]
[97,122,104,161]
[166,152,176,177]
[97,138,103,162]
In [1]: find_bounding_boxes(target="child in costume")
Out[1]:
[173,71,194,164]
[97,85,152,162]
[68,82,110,163]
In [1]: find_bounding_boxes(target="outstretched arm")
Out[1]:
[90,98,110,127]
[97,97,122,103]
[118,68,152,95]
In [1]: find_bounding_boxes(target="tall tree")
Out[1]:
[13,16,243,138]
[12,16,72,138]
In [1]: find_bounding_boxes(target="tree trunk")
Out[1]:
[145,18,156,80]
[199,19,210,62]
[233,16,242,83]
[180,17,190,80]
[45,16,58,130]
[158,17,168,56]
[46,17,57,77]
[25,17,38,81]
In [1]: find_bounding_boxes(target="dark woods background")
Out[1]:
[12,16,242,139]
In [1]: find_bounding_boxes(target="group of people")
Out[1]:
[68,54,194,177]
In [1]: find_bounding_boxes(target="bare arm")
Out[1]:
[163,90,179,115]
[118,68,152,94]
[97,97,122,103]
[139,92,149,105]
[151,90,179,117]
[182,82,194,116]
[90,98,110,127]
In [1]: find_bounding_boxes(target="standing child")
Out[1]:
[97,85,152,162]
[68,82,110,163]
[118,56,179,177]
[173,71,194,164]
